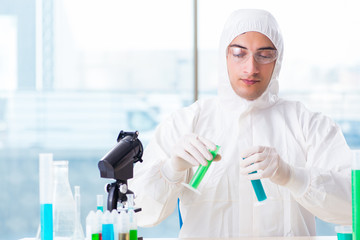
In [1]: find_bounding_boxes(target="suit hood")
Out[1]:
[218,9,284,114]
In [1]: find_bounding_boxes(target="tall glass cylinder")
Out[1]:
[53,160,76,239]
[39,153,54,240]
[352,150,360,240]
[72,186,85,240]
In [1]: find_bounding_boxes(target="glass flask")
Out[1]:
[53,160,76,239]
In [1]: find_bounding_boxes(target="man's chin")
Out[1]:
[230,84,264,100]
[236,91,260,101]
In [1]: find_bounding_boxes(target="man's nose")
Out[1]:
[242,55,259,75]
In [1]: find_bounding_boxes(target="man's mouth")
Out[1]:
[241,79,260,85]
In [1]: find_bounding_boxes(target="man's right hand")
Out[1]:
[170,133,220,172]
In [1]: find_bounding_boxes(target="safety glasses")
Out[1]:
[227,45,278,65]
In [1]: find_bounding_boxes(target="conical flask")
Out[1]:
[53,160,76,239]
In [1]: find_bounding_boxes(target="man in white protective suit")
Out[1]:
[129,9,352,237]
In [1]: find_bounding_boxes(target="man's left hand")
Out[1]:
[240,146,291,185]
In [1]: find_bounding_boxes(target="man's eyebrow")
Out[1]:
[229,44,276,51]
[258,47,277,50]
[229,44,247,49]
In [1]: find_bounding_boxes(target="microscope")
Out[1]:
[98,130,143,211]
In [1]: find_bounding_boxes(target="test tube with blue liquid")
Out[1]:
[243,158,267,202]
[39,153,54,240]
[182,145,221,194]
[102,211,114,240]
[97,195,104,212]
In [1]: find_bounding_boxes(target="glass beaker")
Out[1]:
[53,160,76,239]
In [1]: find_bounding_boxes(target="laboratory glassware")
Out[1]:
[182,145,220,194]
[352,150,360,240]
[53,160,76,238]
[127,194,137,240]
[97,195,104,212]
[72,186,85,240]
[118,207,129,240]
[39,153,54,240]
[102,210,114,240]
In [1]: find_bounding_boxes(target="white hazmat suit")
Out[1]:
[129,9,352,237]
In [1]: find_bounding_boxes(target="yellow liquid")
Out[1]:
[118,233,129,240]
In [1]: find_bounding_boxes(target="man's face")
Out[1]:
[226,31,277,101]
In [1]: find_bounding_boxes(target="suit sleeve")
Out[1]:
[128,103,199,227]
[285,106,352,225]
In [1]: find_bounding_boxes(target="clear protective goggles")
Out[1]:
[227,45,278,65]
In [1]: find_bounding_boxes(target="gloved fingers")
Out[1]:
[255,151,278,170]
[262,147,280,174]
[171,134,219,172]
[240,161,272,176]
[183,140,209,166]
[258,147,284,181]
[240,145,264,158]
[240,146,275,177]
[240,161,260,175]
[189,135,216,161]
[175,148,202,166]
[198,136,217,151]
[240,153,255,168]
[239,150,267,168]
[239,146,288,183]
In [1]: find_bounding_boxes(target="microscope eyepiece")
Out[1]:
[98,131,143,180]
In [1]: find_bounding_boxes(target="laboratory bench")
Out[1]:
[169,238,336,240]
[20,237,338,240]
[139,238,337,240]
